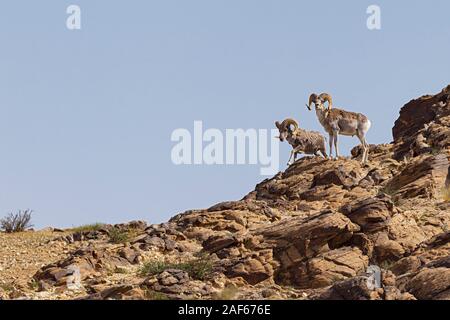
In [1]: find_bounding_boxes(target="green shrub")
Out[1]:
[28,279,39,291]
[139,261,168,276]
[71,223,105,233]
[145,289,169,300]
[140,256,213,281]
[108,227,134,244]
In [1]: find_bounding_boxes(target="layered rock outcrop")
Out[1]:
[393,85,450,160]
[2,86,449,301]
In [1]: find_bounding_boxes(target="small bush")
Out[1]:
[113,267,129,274]
[71,223,105,233]
[379,260,396,270]
[0,210,33,233]
[177,258,213,280]
[214,285,238,300]
[145,289,169,300]
[0,281,15,293]
[378,186,401,206]
[140,261,168,276]
[140,256,214,281]
[379,185,397,197]
[28,279,39,291]
[108,226,137,244]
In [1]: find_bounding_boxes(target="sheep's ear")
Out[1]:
[275,121,281,129]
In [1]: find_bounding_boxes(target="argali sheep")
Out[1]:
[275,118,328,166]
[306,93,372,164]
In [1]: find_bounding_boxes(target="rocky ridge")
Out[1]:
[1,86,449,300]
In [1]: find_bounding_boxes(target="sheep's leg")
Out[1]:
[362,140,368,164]
[363,138,369,164]
[288,148,303,165]
[357,133,369,164]
[293,152,298,163]
[328,133,334,160]
[321,142,328,159]
[333,131,340,159]
[287,150,295,166]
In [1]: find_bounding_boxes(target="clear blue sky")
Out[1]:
[1,1,449,228]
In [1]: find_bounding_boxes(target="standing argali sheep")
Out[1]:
[275,118,328,166]
[306,93,371,164]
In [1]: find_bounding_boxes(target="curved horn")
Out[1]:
[319,93,333,110]
[281,118,299,131]
[307,93,318,110]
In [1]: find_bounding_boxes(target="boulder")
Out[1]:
[312,165,363,189]
[340,195,394,233]
[393,85,450,160]
[373,233,405,263]
[226,256,274,285]
[202,234,238,253]
[257,211,360,270]
[385,154,449,199]
[318,276,415,300]
[118,247,141,264]
[294,247,369,288]
[405,267,450,300]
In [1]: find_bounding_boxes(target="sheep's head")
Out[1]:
[275,119,299,142]
[306,93,333,111]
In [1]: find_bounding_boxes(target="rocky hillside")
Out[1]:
[1,86,449,300]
